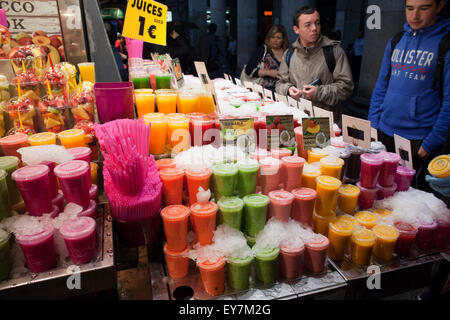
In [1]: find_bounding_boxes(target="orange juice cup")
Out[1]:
[28,132,57,146]
[308,149,328,163]
[156,90,177,114]
[320,156,344,179]
[78,62,96,83]
[164,244,190,279]
[90,162,98,185]
[337,215,359,227]
[58,129,86,149]
[135,89,155,119]
[351,228,376,265]
[197,91,216,114]
[355,211,379,229]
[302,164,321,189]
[160,205,190,252]
[177,92,199,114]
[167,115,190,153]
[312,211,336,236]
[160,168,185,205]
[186,168,212,205]
[190,201,218,246]
[315,176,342,217]
[197,257,226,296]
[372,224,399,261]
[328,219,354,261]
[338,184,361,215]
[143,113,167,155]
[156,158,176,171]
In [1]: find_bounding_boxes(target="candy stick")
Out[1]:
[46,79,53,99]
[16,79,24,130]
[48,54,54,72]
[21,60,26,74]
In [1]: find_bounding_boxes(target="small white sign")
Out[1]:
[371,128,378,142]
[300,98,313,116]
[314,107,334,137]
[244,81,254,91]
[287,96,298,109]
[342,115,371,149]
[264,89,274,101]
[394,134,414,170]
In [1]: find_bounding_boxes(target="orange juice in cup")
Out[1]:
[355,211,378,229]
[58,129,86,149]
[78,62,95,83]
[312,211,336,236]
[197,257,226,296]
[164,244,190,279]
[135,89,155,119]
[328,219,354,261]
[315,175,342,217]
[302,164,321,190]
[190,201,218,246]
[177,92,198,114]
[28,132,57,146]
[186,168,212,205]
[143,113,167,155]
[160,205,190,252]
[197,91,216,114]
[160,168,185,206]
[308,149,328,163]
[320,155,344,179]
[372,224,399,261]
[351,228,376,265]
[337,184,361,215]
[167,114,190,153]
[156,90,177,114]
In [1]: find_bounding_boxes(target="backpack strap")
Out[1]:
[385,31,406,82]
[323,45,336,75]
[432,30,450,94]
[286,47,294,67]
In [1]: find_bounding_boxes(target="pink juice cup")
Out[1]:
[416,221,438,252]
[12,165,53,216]
[376,183,397,200]
[90,184,98,202]
[78,200,97,219]
[279,243,305,280]
[60,217,97,265]
[16,223,56,273]
[395,166,416,192]
[250,148,270,161]
[54,160,91,210]
[281,156,305,192]
[41,161,58,198]
[268,190,294,222]
[68,147,92,163]
[360,153,384,189]
[305,234,329,274]
[394,221,418,257]
[294,126,308,159]
[378,152,400,187]
[435,220,450,249]
[271,148,292,160]
[291,188,317,226]
[259,157,282,195]
[356,182,378,210]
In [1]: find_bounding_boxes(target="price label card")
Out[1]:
[244,81,254,91]
[275,93,288,104]
[266,115,295,149]
[235,78,242,87]
[220,118,256,152]
[171,58,184,87]
[302,117,331,150]
[194,61,219,113]
[253,84,264,98]
[287,96,299,109]
[264,89,274,101]
[394,134,414,170]
[342,115,371,150]
[371,128,378,142]
[299,98,313,116]
[122,0,167,46]
[313,107,334,136]
[223,73,230,80]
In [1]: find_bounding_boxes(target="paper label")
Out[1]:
[266,115,295,149]
[342,115,371,150]
[302,117,331,150]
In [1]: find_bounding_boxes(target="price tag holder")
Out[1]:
[299,98,313,116]
[394,134,414,170]
[244,81,254,91]
[302,117,331,150]
[223,73,230,81]
[235,78,242,87]
[342,115,371,150]
[371,128,378,142]
[171,58,184,88]
[314,107,334,137]
[194,61,220,113]
[287,96,299,109]
[266,115,295,150]
[264,89,274,101]
[275,93,288,104]
[122,0,167,46]
[253,84,264,98]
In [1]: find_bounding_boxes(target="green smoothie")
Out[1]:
[0,228,11,281]
[156,73,172,89]
[0,169,11,221]
[132,75,150,89]
[243,194,269,237]
[213,163,238,201]
[0,157,22,206]
[218,197,244,230]
[245,234,256,248]
[227,256,254,290]
[237,160,259,197]
[255,247,280,285]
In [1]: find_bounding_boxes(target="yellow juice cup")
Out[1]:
[58,129,86,149]
[372,224,399,261]
[167,115,190,153]
[315,175,342,217]
[28,132,57,146]
[320,155,344,179]
[308,149,328,163]
[428,155,450,178]
[197,91,216,114]
[177,92,198,114]
[351,228,375,265]
[355,211,379,229]
[135,89,155,119]
[143,113,167,155]
[338,184,361,215]
[91,162,98,185]
[328,219,354,261]
[302,164,321,190]
[312,211,336,236]
[156,90,177,114]
[78,62,96,83]
[337,215,358,226]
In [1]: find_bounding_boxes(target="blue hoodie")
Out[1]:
[369,17,450,154]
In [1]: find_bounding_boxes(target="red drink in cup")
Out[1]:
[305,234,329,273]
[0,133,29,160]
[68,147,92,163]
[416,221,438,252]
[281,155,305,192]
[435,220,450,249]
[78,200,97,219]
[356,182,378,210]
[279,243,305,280]
[394,221,418,257]
[268,190,294,222]
[54,160,91,210]
[378,152,401,187]
[395,166,416,192]
[60,217,96,265]
[291,188,317,226]
[360,153,384,189]
[259,157,282,195]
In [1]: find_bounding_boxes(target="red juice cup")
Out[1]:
[377,183,397,200]
[268,190,294,222]
[378,152,401,187]
[435,220,450,249]
[164,244,190,279]
[305,234,329,273]
[249,148,271,161]
[271,148,292,160]
[356,182,378,210]
[60,217,96,265]
[185,168,211,206]
[90,184,98,202]
[281,155,305,192]
[279,243,305,280]
[360,153,384,189]
[156,158,176,171]
[197,257,226,296]
[294,126,308,159]
[395,166,416,192]
[68,147,92,163]
[41,161,58,198]
[160,168,185,206]
[12,164,53,216]
[416,221,438,252]
[161,205,190,252]
[394,221,418,257]
[78,200,97,219]
[0,133,29,160]
[54,160,91,210]
[190,201,218,246]
[16,223,56,273]
[189,116,214,146]
[259,157,282,195]
[291,188,317,226]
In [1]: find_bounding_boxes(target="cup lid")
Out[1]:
[355,211,378,224]
[54,160,89,178]
[280,242,305,254]
[337,215,358,226]
[376,183,397,192]
[356,181,379,193]
[243,194,270,207]
[12,164,49,182]
[58,129,85,138]
[397,166,416,175]
[255,247,280,260]
[360,153,384,165]
[316,175,342,189]
[60,217,96,239]
[302,164,322,175]
[0,156,20,170]
[373,208,392,217]
[352,228,376,243]
[159,167,184,179]
[191,201,218,216]
[160,205,190,221]
[380,152,401,163]
[197,256,226,270]
[268,190,294,204]
[308,149,328,156]
[428,155,449,177]
[281,155,306,166]
[218,196,244,210]
[213,163,238,176]
[249,148,271,159]
[259,157,282,169]
[271,148,291,158]
[373,224,399,240]
[0,133,28,146]
[28,132,56,143]
[228,255,254,265]
[185,167,211,177]
[339,184,361,196]
[236,159,260,171]
[320,155,344,167]
[329,219,354,235]
[68,147,92,159]
[134,88,153,94]
[306,234,330,249]
[143,113,167,123]
[156,159,175,171]
[164,243,190,256]
[393,221,418,235]
[291,187,317,200]
[15,222,54,243]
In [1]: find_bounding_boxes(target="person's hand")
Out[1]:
[170,30,179,39]
[426,175,450,197]
[288,86,302,99]
[302,85,317,100]
[418,146,430,159]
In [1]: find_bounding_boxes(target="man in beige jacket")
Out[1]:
[276,6,354,123]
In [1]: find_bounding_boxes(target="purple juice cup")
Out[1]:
[376,183,397,200]
[68,147,92,164]
[12,165,53,216]
[395,166,416,192]
[378,152,401,187]
[360,153,384,189]
[60,217,97,265]
[54,160,91,210]
[41,161,58,198]
[94,82,134,124]
[435,220,450,250]
[78,200,97,219]
[356,181,378,210]
[416,221,438,252]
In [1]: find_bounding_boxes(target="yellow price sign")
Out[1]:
[122,0,167,46]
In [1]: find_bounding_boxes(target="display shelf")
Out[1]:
[0,204,115,300]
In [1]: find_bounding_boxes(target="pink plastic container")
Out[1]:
[12,165,53,216]
[41,161,58,198]
[52,191,64,213]
[55,160,91,210]
[60,217,97,265]
[279,243,305,280]
[281,156,305,192]
[394,221,418,257]
[90,184,98,202]
[268,190,294,222]
[435,220,450,249]
[291,188,317,226]
[378,152,401,187]
[68,147,92,163]
[416,221,438,252]
[78,200,97,219]
[356,182,378,210]
[376,183,397,200]
[304,234,329,274]
[259,157,282,195]
[94,82,134,124]
[395,166,416,192]
[360,153,384,189]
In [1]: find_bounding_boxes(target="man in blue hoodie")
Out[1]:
[369,0,450,190]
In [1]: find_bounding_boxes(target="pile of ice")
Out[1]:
[18,145,74,165]
[174,145,248,170]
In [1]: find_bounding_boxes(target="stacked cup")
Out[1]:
[357,153,384,210]
[377,152,400,200]
[312,176,342,236]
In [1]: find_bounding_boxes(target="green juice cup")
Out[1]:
[218,196,244,230]
[237,159,260,197]
[0,228,11,281]
[132,75,150,89]
[243,194,269,237]
[227,256,254,290]
[246,234,256,248]
[255,247,280,285]
[156,73,172,89]
[0,169,11,221]
[0,157,22,206]
[213,163,238,201]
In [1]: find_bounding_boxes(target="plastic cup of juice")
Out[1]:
[160,205,190,252]
[164,244,190,279]
[78,62,95,83]
[0,170,12,221]
[218,196,244,230]
[160,168,185,206]
[428,155,450,178]
[243,194,269,237]
[339,149,351,181]
[308,149,328,163]
[58,129,86,149]
[155,73,172,90]
[68,147,92,163]
[337,184,361,215]
[143,113,167,155]
[156,90,177,114]
[302,164,321,190]
[294,126,308,159]
[372,224,399,261]
[16,223,56,273]
[0,156,22,206]
[135,89,155,119]
[212,163,238,201]
[291,188,317,226]
[327,219,354,261]
[255,247,280,284]
[435,220,450,249]
[378,152,401,187]
[350,228,375,265]
[28,132,57,146]
[395,166,416,192]
[197,91,216,114]
[279,243,305,280]
[190,201,218,246]
[156,158,176,171]
[249,148,271,161]
[305,234,329,273]
[0,133,29,159]
[360,153,384,189]
[167,116,190,153]
[54,160,91,209]
[60,217,96,265]
[355,211,378,229]
[131,72,150,89]
[356,182,378,210]
[197,257,226,296]
[320,155,344,180]
[312,211,336,236]
[227,255,254,290]
[236,159,259,197]
[12,165,53,216]
[281,155,305,192]
[315,175,342,217]
[177,92,199,114]
[376,183,397,200]
[0,229,11,281]
[345,145,365,182]
[416,221,438,252]
[259,157,282,195]
[271,148,292,160]
[268,190,294,222]
[186,168,211,206]
[90,162,98,186]
[393,221,418,257]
